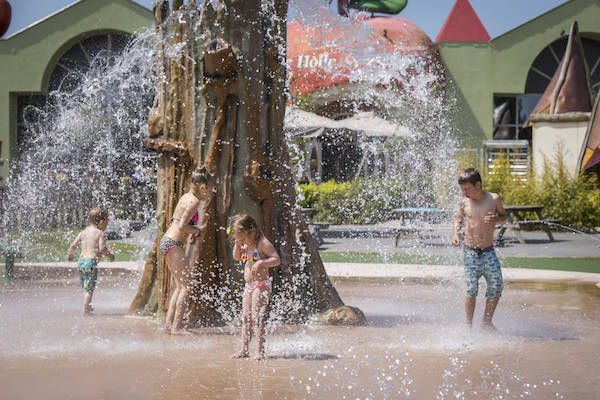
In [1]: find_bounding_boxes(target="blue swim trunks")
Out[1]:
[463,246,503,298]
[78,258,99,292]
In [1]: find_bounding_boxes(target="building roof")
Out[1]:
[530,21,593,115]
[579,90,600,171]
[435,0,490,43]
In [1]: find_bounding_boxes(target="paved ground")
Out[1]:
[121,220,600,258]
[319,223,600,258]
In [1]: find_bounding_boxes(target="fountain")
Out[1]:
[0,0,599,398]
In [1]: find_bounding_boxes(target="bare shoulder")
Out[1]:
[488,191,501,201]
[90,226,104,239]
[185,192,200,205]
[489,191,505,206]
[258,235,274,250]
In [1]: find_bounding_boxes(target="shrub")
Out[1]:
[297,177,436,224]
[482,151,600,228]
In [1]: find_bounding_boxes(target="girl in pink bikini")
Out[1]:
[229,214,280,360]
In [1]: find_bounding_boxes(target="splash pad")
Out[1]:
[1,271,599,398]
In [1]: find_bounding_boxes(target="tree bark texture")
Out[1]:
[129,0,364,326]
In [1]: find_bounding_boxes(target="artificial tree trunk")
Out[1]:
[129,0,364,326]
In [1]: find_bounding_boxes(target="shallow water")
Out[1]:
[1,274,599,399]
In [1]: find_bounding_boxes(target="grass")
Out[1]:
[319,251,600,274]
[501,257,600,274]
[319,251,460,266]
[3,227,145,263]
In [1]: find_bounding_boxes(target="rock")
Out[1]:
[309,305,366,326]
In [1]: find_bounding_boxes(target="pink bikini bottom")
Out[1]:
[244,278,272,294]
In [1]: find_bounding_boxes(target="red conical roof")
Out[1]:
[435,0,490,43]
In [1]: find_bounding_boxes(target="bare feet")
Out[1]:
[480,322,498,332]
[163,326,172,335]
[171,329,195,336]
[231,350,249,359]
[86,305,94,312]
[251,353,265,361]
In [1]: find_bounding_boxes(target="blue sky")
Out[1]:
[4,0,567,40]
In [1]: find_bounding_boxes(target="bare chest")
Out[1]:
[464,199,495,221]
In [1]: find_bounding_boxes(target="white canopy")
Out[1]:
[284,107,412,138]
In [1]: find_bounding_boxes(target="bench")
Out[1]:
[496,206,560,245]
[0,241,24,280]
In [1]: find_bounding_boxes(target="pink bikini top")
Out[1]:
[170,212,199,226]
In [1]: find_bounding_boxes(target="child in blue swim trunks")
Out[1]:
[452,168,507,330]
[67,207,114,315]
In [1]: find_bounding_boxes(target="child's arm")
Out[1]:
[98,231,115,262]
[66,232,82,261]
[232,240,243,261]
[452,200,465,246]
[493,194,508,225]
[252,238,281,274]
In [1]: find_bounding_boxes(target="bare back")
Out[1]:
[458,191,505,248]
[77,226,107,260]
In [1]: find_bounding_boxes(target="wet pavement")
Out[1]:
[1,275,600,399]
[320,224,600,258]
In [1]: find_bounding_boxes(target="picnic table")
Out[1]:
[496,205,559,245]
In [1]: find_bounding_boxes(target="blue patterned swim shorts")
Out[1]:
[463,246,503,298]
[78,258,99,293]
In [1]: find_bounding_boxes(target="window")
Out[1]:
[525,37,600,95]
[493,94,540,140]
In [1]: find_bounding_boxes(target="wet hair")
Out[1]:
[191,166,214,186]
[228,214,261,242]
[88,207,109,226]
[458,168,482,185]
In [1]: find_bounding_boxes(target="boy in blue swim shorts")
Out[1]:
[67,208,114,315]
[452,168,507,330]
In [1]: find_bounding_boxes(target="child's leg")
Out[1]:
[463,249,482,328]
[172,284,194,335]
[164,247,193,335]
[232,288,252,358]
[164,283,181,333]
[83,290,93,315]
[482,297,499,329]
[251,286,271,360]
[481,250,503,329]
[464,296,476,328]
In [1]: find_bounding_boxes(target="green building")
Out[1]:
[437,0,600,145]
[0,0,153,184]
